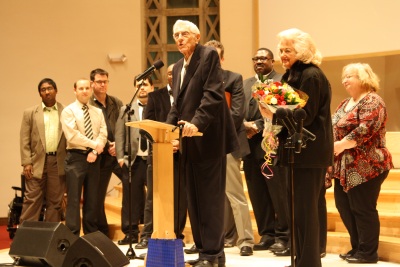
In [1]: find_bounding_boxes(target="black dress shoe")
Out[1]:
[240,246,253,256]
[184,244,199,254]
[268,242,287,253]
[186,258,225,267]
[274,248,291,256]
[253,240,274,251]
[339,249,356,260]
[320,252,326,258]
[137,253,147,260]
[192,260,218,267]
[117,235,138,245]
[135,238,148,249]
[346,255,378,264]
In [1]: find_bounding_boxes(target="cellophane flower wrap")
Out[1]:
[252,79,308,178]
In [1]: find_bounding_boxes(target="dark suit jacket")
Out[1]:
[145,87,171,122]
[223,70,250,159]
[166,44,239,162]
[90,94,123,144]
[243,70,283,161]
[20,102,66,179]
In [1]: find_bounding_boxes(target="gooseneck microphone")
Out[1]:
[276,108,296,135]
[135,60,164,81]
[293,109,307,153]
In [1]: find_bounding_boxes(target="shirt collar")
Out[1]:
[42,102,57,111]
[255,70,273,81]
[137,100,146,107]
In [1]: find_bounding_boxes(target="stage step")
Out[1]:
[104,169,400,263]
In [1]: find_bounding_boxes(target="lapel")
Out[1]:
[223,70,230,92]
[161,88,171,107]
[132,101,140,122]
[35,105,46,151]
[178,44,201,97]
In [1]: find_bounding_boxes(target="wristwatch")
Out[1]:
[92,150,98,155]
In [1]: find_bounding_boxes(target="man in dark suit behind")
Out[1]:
[137,63,188,249]
[166,20,238,267]
[242,48,290,254]
[204,40,254,257]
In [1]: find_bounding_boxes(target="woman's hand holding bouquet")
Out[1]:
[252,79,308,178]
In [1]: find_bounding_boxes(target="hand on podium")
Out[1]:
[178,120,199,137]
[171,139,179,153]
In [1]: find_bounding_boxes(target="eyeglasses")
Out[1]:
[40,86,55,93]
[342,75,357,81]
[173,31,191,40]
[252,57,272,62]
[94,80,109,85]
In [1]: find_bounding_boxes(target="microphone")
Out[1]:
[135,60,164,81]
[286,109,297,135]
[289,109,316,142]
[293,109,307,153]
[275,108,295,135]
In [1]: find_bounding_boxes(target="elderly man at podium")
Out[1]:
[166,19,239,267]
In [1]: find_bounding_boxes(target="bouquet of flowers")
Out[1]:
[252,80,308,112]
[251,78,308,178]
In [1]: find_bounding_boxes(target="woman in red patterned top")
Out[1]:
[332,63,393,264]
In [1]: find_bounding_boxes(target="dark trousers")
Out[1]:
[243,157,288,243]
[141,154,187,240]
[292,167,325,267]
[334,171,388,260]
[97,154,123,237]
[319,185,327,254]
[65,151,100,235]
[265,165,290,244]
[185,156,226,262]
[120,156,147,237]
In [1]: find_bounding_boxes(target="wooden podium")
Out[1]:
[125,120,201,267]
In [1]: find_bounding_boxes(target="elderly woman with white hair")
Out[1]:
[259,28,333,267]
[331,63,393,263]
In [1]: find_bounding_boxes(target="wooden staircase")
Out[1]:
[326,169,400,263]
[104,168,400,263]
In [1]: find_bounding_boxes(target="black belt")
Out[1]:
[137,156,147,161]
[67,149,90,155]
[46,152,57,155]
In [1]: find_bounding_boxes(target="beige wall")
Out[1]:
[259,0,400,58]
[0,0,398,217]
[0,0,144,217]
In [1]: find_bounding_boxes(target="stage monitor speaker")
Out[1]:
[62,231,130,267]
[9,221,78,267]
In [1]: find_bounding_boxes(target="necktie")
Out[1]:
[140,105,147,151]
[82,104,93,140]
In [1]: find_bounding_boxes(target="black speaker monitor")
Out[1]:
[9,221,78,267]
[62,231,130,267]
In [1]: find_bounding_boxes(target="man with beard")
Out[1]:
[136,63,188,250]
[115,77,154,245]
